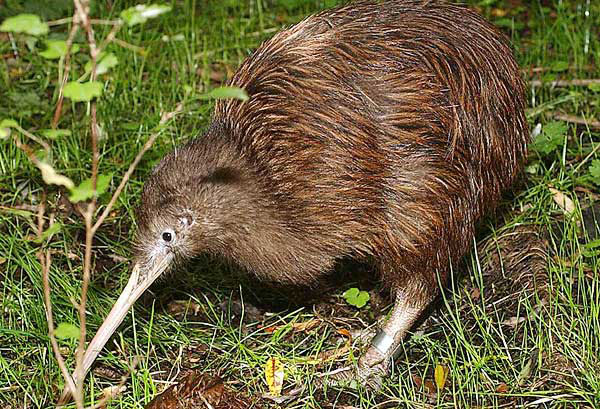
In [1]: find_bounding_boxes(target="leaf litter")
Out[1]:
[144,371,260,409]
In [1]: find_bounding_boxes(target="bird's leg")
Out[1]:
[321,290,428,388]
[357,291,424,374]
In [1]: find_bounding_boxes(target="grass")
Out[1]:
[1,0,600,407]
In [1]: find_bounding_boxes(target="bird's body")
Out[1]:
[138,0,527,298]
[83,0,528,388]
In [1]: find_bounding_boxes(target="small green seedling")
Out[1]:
[343,287,370,308]
[531,121,568,155]
[589,160,600,186]
[55,323,80,340]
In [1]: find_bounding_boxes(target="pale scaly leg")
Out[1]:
[322,291,427,389]
[357,292,424,376]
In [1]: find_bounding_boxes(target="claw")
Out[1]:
[317,347,389,390]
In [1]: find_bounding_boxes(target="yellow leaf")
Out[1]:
[434,364,449,390]
[264,357,284,397]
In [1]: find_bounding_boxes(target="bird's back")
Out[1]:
[211,0,528,271]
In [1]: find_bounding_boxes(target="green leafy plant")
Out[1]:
[343,287,370,308]
[39,40,80,59]
[531,121,568,155]
[589,160,600,185]
[1,2,250,405]
[62,81,103,102]
[55,323,81,340]
[200,86,250,101]
[0,13,48,35]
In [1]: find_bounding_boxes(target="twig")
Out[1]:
[547,111,600,130]
[13,124,50,152]
[97,22,123,55]
[51,18,81,128]
[529,78,600,87]
[522,65,596,75]
[48,17,122,26]
[112,38,145,54]
[59,103,183,404]
[70,1,102,403]
[38,202,79,403]
[83,357,138,409]
[8,33,18,59]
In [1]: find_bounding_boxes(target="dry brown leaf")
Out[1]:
[337,328,352,339]
[315,342,351,364]
[101,385,126,401]
[549,187,575,214]
[496,382,509,393]
[166,300,202,317]
[502,316,526,327]
[290,319,320,332]
[412,374,423,388]
[423,379,436,395]
[144,371,257,409]
[262,319,320,334]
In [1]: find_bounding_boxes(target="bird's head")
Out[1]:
[77,139,244,382]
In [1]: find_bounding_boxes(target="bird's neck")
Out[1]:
[193,132,323,284]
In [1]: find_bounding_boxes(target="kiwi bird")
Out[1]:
[78,0,527,388]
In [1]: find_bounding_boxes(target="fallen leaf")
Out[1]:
[101,385,126,401]
[290,319,320,332]
[496,382,509,393]
[315,343,351,364]
[412,374,423,388]
[434,364,449,390]
[37,162,74,189]
[423,379,436,395]
[502,316,526,327]
[107,253,128,263]
[265,357,284,397]
[167,300,202,317]
[337,328,352,339]
[491,8,508,17]
[549,187,575,214]
[145,371,257,409]
[262,319,320,334]
[262,325,277,333]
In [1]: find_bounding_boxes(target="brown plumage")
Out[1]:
[82,0,528,388]
[138,0,527,296]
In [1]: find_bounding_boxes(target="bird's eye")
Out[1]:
[162,230,174,242]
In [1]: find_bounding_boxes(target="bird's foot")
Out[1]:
[318,344,389,390]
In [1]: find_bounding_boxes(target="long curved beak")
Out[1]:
[60,252,173,402]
